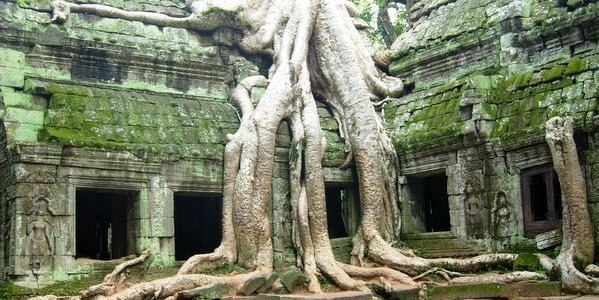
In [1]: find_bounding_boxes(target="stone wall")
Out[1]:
[387,0,599,252]
[0,0,351,287]
[0,0,237,285]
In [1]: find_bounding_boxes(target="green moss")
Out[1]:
[506,235,538,253]
[289,142,299,165]
[513,253,542,271]
[564,58,589,76]
[551,77,574,90]
[428,283,505,299]
[541,65,566,82]
[49,93,88,110]
[383,104,399,122]
[504,72,533,91]
[466,75,496,90]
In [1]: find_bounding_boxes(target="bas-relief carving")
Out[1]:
[464,179,484,238]
[26,196,55,273]
[492,191,513,239]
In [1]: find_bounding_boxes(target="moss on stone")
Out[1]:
[504,72,533,91]
[428,282,504,299]
[513,253,542,272]
[383,104,399,121]
[564,58,589,76]
[541,65,566,82]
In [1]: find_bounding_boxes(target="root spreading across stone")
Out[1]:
[30,0,599,298]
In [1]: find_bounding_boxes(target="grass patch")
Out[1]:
[0,272,104,300]
[0,266,187,299]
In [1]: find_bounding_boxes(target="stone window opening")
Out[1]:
[325,185,360,239]
[173,193,222,261]
[76,189,138,260]
[521,165,562,238]
[407,174,451,233]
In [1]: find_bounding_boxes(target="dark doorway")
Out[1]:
[521,165,562,237]
[325,186,360,239]
[408,174,451,232]
[76,190,137,260]
[174,194,222,261]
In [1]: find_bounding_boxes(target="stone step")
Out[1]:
[331,237,353,263]
[221,282,563,300]
[414,248,482,258]
[386,284,421,300]
[405,238,478,250]
[404,233,483,258]
[405,237,482,258]
[428,281,562,299]
[90,262,120,274]
[221,291,373,300]
[405,232,457,240]
[519,296,578,300]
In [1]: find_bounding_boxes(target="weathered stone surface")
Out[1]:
[404,232,482,258]
[385,0,599,257]
[239,275,268,296]
[386,285,421,300]
[178,282,233,300]
[278,267,304,293]
[428,281,562,299]
[256,272,278,294]
[0,0,596,290]
[257,291,373,300]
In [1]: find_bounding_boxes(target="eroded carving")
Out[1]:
[464,179,483,238]
[491,191,512,238]
[26,196,55,273]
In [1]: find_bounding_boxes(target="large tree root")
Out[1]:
[39,1,599,300]
[79,250,151,298]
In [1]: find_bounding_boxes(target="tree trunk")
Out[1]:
[38,1,599,299]
[546,116,598,293]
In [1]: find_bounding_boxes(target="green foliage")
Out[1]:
[393,9,408,36]
[350,0,408,48]
[15,0,31,6]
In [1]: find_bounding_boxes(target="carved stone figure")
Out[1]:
[26,196,55,272]
[492,191,512,238]
[464,179,483,238]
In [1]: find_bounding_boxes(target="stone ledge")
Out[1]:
[428,281,563,299]
[253,291,373,300]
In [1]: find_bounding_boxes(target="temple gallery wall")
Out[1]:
[0,0,598,287]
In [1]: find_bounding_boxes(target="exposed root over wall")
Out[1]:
[30,0,599,298]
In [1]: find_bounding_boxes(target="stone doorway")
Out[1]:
[325,186,361,239]
[173,193,222,261]
[76,189,138,260]
[407,174,451,233]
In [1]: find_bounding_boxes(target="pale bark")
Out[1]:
[39,1,599,300]
[80,250,151,298]
[546,117,598,293]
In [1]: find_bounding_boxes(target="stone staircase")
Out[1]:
[91,260,121,275]
[403,232,483,258]
[331,237,353,263]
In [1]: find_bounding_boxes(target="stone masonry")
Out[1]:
[0,0,351,287]
[0,0,598,288]
[387,0,599,252]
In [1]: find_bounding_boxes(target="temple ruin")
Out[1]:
[0,0,598,293]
